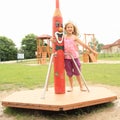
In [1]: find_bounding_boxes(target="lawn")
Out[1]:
[82,63,120,86]
[0,60,120,91]
[0,63,51,90]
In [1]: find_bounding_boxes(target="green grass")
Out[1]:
[0,61,120,91]
[0,63,54,91]
[82,63,120,86]
[97,53,120,60]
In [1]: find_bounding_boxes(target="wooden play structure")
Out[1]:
[2,86,117,111]
[83,34,97,62]
[36,34,51,64]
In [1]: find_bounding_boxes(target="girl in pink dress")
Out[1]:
[64,22,97,92]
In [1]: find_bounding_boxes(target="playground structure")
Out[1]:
[1,0,117,112]
[83,33,97,62]
[36,34,51,64]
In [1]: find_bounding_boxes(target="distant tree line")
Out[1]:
[20,34,37,59]
[0,33,37,61]
[0,36,17,61]
[0,33,104,61]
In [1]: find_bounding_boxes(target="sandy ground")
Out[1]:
[0,90,15,120]
[82,85,120,120]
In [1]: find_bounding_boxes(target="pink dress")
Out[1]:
[64,36,79,59]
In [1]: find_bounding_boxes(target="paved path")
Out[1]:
[0,60,120,64]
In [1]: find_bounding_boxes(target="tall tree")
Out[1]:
[0,36,17,61]
[21,34,37,59]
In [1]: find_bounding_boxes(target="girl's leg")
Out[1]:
[76,75,83,91]
[64,59,73,92]
[67,76,73,92]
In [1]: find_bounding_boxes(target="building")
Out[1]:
[102,39,120,54]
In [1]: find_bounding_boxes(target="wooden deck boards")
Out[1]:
[2,86,117,111]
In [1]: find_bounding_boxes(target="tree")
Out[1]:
[88,38,104,52]
[0,36,17,61]
[97,43,104,52]
[21,34,37,59]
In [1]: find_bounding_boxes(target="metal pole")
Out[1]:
[41,53,56,99]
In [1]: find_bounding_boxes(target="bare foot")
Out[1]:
[80,88,87,92]
[67,88,73,92]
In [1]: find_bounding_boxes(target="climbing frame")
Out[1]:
[36,34,51,64]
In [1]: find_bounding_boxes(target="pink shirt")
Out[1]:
[64,36,79,59]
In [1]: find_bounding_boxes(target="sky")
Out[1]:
[0,0,120,48]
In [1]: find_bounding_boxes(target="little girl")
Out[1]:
[64,22,97,92]
[51,21,98,92]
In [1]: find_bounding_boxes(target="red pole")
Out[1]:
[52,0,65,94]
[56,0,59,8]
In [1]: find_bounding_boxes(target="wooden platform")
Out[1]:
[2,86,117,111]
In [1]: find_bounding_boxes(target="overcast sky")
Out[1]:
[0,0,120,48]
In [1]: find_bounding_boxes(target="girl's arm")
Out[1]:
[75,36,98,55]
[50,36,56,43]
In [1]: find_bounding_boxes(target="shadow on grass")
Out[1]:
[4,102,114,120]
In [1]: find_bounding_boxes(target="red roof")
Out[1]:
[102,39,120,49]
[112,39,120,46]
[102,44,111,49]
[37,34,51,39]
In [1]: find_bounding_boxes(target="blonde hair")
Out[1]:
[64,21,79,36]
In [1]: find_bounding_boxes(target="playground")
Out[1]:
[0,0,120,119]
[1,0,117,113]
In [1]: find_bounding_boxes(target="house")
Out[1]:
[102,39,120,54]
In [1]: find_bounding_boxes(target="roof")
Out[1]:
[37,34,51,39]
[102,39,120,49]
[112,39,120,46]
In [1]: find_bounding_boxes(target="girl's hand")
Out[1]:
[93,50,98,55]
[50,36,56,43]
